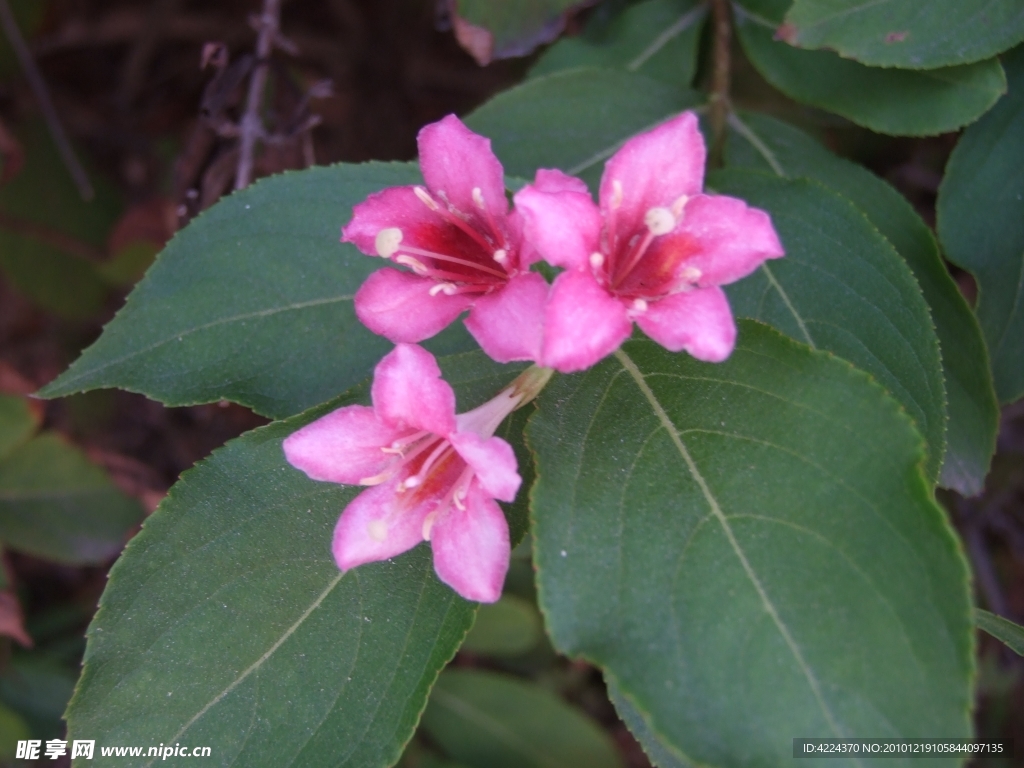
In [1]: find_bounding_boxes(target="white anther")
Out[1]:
[396,255,428,275]
[368,520,388,542]
[671,194,690,218]
[414,186,439,211]
[493,249,508,264]
[381,445,404,455]
[610,180,623,209]
[400,475,422,492]
[631,298,649,314]
[472,187,486,210]
[421,513,437,541]
[375,227,403,258]
[645,207,676,236]
[589,252,605,270]
[429,282,459,296]
[681,266,703,283]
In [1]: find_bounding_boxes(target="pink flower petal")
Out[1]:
[463,272,547,363]
[431,481,510,602]
[449,432,520,502]
[341,186,438,256]
[506,209,540,268]
[599,112,705,239]
[418,114,508,221]
[514,183,601,271]
[333,481,431,571]
[355,268,474,344]
[634,286,737,362]
[372,343,457,436]
[532,168,590,195]
[541,269,633,373]
[283,405,405,485]
[667,194,784,288]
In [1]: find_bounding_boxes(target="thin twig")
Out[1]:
[235,0,282,191]
[708,0,731,169]
[0,0,94,200]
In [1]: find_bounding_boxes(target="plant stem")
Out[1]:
[0,0,94,200]
[234,0,281,190]
[708,0,731,168]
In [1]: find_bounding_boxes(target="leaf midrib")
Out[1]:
[613,348,855,756]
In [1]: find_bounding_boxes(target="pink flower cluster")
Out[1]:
[285,112,783,602]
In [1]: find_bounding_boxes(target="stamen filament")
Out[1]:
[415,186,496,253]
[398,245,508,280]
[612,229,656,287]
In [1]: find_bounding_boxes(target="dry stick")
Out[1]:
[0,0,94,200]
[234,0,282,191]
[708,0,731,169]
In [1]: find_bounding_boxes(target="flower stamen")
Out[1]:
[396,244,508,280]
[375,227,403,258]
[413,185,496,253]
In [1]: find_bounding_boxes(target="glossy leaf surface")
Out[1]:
[530,0,707,87]
[711,170,946,483]
[0,434,144,565]
[421,669,621,768]
[735,10,1007,136]
[784,0,1024,69]
[467,68,702,189]
[66,351,530,768]
[938,46,1024,404]
[39,163,463,419]
[726,112,997,496]
[529,323,972,766]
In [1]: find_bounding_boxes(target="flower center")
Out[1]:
[372,185,519,296]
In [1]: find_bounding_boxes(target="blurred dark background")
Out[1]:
[0,1,1021,765]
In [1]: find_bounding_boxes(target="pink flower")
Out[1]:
[342,115,548,363]
[283,343,523,602]
[514,112,785,373]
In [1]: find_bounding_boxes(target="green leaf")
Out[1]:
[710,169,946,484]
[734,10,1007,136]
[975,608,1024,656]
[529,0,707,87]
[783,0,1024,70]
[0,433,144,564]
[449,0,590,63]
[938,46,1024,404]
[39,162,469,419]
[607,683,687,768]
[0,701,31,759]
[66,351,531,768]
[0,658,76,741]
[421,669,622,768]
[528,322,973,767]
[0,394,38,460]
[461,595,542,656]
[466,68,703,190]
[726,112,998,496]
[0,123,120,318]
